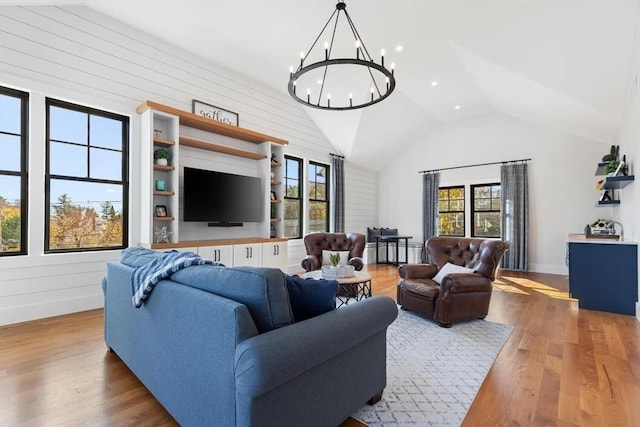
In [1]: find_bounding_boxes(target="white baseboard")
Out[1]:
[0,294,103,326]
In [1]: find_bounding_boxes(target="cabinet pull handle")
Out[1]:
[250,247,253,258]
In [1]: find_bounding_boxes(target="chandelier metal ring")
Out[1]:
[288,58,396,111]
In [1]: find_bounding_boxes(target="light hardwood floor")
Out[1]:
[1,265,639,426]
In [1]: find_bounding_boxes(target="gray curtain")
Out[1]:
[422,172,440,262]
[331,154,345,233]
[501,162,529,270]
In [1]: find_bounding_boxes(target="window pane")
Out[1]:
[0,94,21,134]
[449,188,464,199]
[284,199,300,238]
[438,189,449,201]
[474,212,501,237]
[309,200,328,232]
[50,142,87,177]
[49,179,124,250]
[0,175,22,253]
[450,200,464,211]
[0,134,21,172]
[285,179,299,198]
[474,186,490,198]
[90,147,121,180]
[439,212,464,236]
[50,106,87,144]
[475,199,490,210]
[90,115,123,150]
[286,158,298,176]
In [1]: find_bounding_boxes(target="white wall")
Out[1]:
[0,5,377,325]
[378,112,611,275]
[613,3,640,320]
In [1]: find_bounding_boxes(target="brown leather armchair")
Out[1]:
[301,232,366,272]
[397,237,507,327]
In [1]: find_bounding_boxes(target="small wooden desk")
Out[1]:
[375,235,413,265]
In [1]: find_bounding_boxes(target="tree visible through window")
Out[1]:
[438,186,465,236]
[308,161,329,233]
[472,183,501,238]
[0,86,28,256]
[45,99,129,252]
[283,155,302,239]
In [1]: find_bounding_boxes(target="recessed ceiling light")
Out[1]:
[454,105,461,110]
[396,45,403,52]
[431,81,438,87]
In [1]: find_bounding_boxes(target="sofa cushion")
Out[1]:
[401,278,440,298]
[380,227,398,236]
[285,275,339,322]
[171,266,293,333]
[121,246,163,267]
[433,262,475,284]
[321,250,349,266]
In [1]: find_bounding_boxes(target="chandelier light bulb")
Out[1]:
[349,92,353,107]
[381,48,385,66]
[324,41,329,60]
[289,65,294,78]
[355,39,361,59]
[390,62,395,75]
[307,88,311,103]
[300,51,305,67]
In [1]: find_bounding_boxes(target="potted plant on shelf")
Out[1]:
[154,148,170,166]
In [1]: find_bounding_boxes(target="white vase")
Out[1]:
[156,158,168,166]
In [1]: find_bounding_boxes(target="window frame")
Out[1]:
[44,98,129,253]
[0,86,29,257]
[471,182,501,238]
[438,185,465,237]
[308,160,330,233]
[283,155,303,240]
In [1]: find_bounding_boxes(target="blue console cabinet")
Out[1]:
[567,241,638,315]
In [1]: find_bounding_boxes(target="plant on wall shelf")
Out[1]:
[154,148,170,166]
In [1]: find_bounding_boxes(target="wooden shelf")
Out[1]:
[271,180,281,185]
[153,137,175,147]
[602,175,634,189]
[270,199,281,204]
[180,136,267,160]
[138,100,288,146]
[153,216,175,221]
[271,161,281,167]
[270,218,281,223]
[154,164,175,172]
[153,190,175,196]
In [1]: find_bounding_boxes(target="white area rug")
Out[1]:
[352,308,513,427]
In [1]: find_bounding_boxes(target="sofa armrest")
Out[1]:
[399,263,438,279]
[440,273,492,294]
[301,255,321,272]
[348,257,363,271]
[234,295,398,397]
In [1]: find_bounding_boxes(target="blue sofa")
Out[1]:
[102,250,398,427]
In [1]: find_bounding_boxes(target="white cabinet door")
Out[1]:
[233,243,263,267]
[198,245,233,266]
[262,242,288,271]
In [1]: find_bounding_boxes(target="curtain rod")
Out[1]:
[330,153,344,159]
[418,158,531,174]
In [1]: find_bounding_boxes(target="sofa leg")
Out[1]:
[367,391,383,405]
[437,322,452,328]
[400,305,409,311]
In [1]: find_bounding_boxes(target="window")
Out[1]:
[45,99,129,252]
[438,186,465,236]
[283,155,302,239]
[0,86,29,256]
[308,161,329,233]
[472,183,501,238]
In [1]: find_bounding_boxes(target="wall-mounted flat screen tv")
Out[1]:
[183,167,263,225]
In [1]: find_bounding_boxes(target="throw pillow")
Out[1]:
[285,275,339,322]
[367,227,381,242]
[380,227,398,236]
[433,262,475,285]
[321,250,350,266]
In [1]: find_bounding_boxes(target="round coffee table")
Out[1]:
[303,270,372,308]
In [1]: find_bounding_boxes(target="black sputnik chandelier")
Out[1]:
[287,1,396,111]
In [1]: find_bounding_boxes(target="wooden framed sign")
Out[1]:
[192,100,239,126]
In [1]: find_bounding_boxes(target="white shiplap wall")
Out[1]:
[0,5,378,325]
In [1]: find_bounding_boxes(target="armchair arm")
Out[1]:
[301,255,321,272]
[348,257,363,271]
[234,296,398,397]
[398,264,438,280]
[440,273,492,294]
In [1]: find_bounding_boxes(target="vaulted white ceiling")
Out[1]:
[20,1,640,170]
